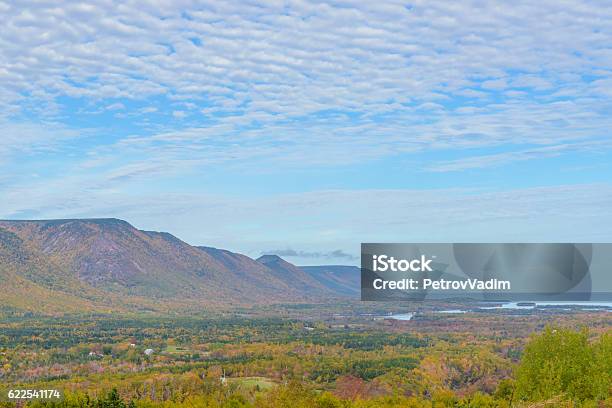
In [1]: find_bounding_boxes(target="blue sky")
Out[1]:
[1,1,611,265]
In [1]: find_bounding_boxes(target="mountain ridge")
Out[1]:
[0,219,359,315]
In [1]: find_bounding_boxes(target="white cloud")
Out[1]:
[1,183,611,260]
[481,78,508,91]
[105,102,125,111]
[0,0,611,240]
[427,139,612,172]
[0,122,81,159]
[0,1,610,129]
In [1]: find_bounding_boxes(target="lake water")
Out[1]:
[387,301,612,319]
[436,309,467,314]
[479,301,612,310]
[385,313,414,321]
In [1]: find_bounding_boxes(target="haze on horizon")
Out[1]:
[1,1,612,265]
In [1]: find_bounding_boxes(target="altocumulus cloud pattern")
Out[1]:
[1,1,612,263]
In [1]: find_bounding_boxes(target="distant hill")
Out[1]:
[256,254,333,296]
[0,219,356,315]
[299,265,360,297]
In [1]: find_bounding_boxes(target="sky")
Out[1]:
[1,0,611,265]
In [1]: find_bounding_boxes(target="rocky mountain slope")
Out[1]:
[0,219,359,314]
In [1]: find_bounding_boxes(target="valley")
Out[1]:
[0,306,610,407]
[0,218,610,407]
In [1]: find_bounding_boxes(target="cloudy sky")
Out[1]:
[1,1,611,265]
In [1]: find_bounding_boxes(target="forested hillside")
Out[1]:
[0,219,356,313]
[0,314,609,408]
